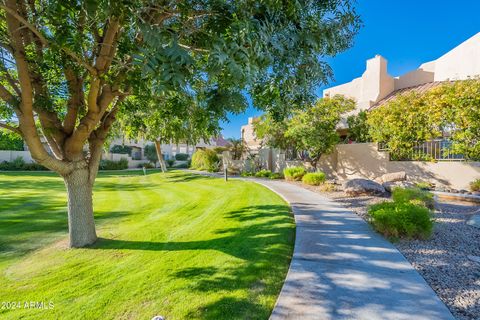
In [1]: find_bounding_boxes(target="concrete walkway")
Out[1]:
[250,179,455,320]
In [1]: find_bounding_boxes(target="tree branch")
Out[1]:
[0,4,97,76]
[64,68,83,135]
[0,63,21,96]
[95,18,120,73]
[0,82,17,105]
[0,122,21,134]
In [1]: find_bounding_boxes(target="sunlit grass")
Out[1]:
[0,170,294,320]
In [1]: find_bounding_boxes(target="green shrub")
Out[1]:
[392,187,434,210]
[255,169,272,178]
[23,162,48,171]
[166,159,175,167]
[190,149,219,172]
[470,179,480,192]
[269,172,283,180]
[368,201,433,239]
[302,172,326,186]
[11,156,25,170]
[175,153,189,161]
[99,158,128,170]
[415,182,433,190]
[283,166,306,181]
[0,157,47,171]
[241,171,254,177]
[110,144,132,155]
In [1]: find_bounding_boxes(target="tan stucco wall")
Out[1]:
[335,143,480,190]
[394,61,436,90]
[324,55,394,112]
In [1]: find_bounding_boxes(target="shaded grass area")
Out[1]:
[0,170,294,320]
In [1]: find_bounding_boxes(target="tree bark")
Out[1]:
[64,167,97,248]
[155,139,167,172]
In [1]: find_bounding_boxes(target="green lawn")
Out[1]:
[0,170,294,320]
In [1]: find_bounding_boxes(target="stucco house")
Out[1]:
[236,32,480,189]
[323,32,480,115]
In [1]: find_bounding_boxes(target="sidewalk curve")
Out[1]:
[251,179,454,320]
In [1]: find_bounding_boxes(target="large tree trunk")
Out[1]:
[64,167,97,248]
[154,139,167,172]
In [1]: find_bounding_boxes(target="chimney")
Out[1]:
[362,55,394,104]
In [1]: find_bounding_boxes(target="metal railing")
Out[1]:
[378,139,465,161]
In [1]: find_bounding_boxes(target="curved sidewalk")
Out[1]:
[253,179,454,320]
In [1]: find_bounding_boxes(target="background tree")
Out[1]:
[226,138,245,160]
[346,110,371,143]
[118,92,222,172]
[143,144,158,166]
[254,115,290,149]
[368,91,443,160]
[285,96,355,169]
[425,79,480,160]
[0,128,23,150]
[0,1,360,247]
[368,81,480,161]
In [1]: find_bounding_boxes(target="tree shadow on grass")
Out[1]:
[164,172,212,183]
[90,204,295,319]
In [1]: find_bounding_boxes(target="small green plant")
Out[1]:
[166,159,175,167]
[368,201,433,239]
[415,182,433,190]
[302,172,326,186]
[241,171,254,177]
[255,169,272,178]
[269,173,283,180]
[191,149,219,172]
[392,187,434,210]
[283,166,307,181]
[11,156,26,170]
[470,179,480,192]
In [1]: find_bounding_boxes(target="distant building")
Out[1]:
[108,136,229,161]
[241,117,262,152]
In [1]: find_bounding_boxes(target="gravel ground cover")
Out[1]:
[286,180,480,320]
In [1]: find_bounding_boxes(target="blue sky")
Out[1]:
[220,0,480,139]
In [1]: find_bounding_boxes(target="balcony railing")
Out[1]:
[378,139,465,161]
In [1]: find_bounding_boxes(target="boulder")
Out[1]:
[382,181,416,193]
[343,178,386,196]
[379,171,407,183]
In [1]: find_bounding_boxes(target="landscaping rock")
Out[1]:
[343,178,386,196]
[382,181,416,193]
[379,171,407,183]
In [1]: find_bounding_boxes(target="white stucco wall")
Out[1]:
[433,32,480,81]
